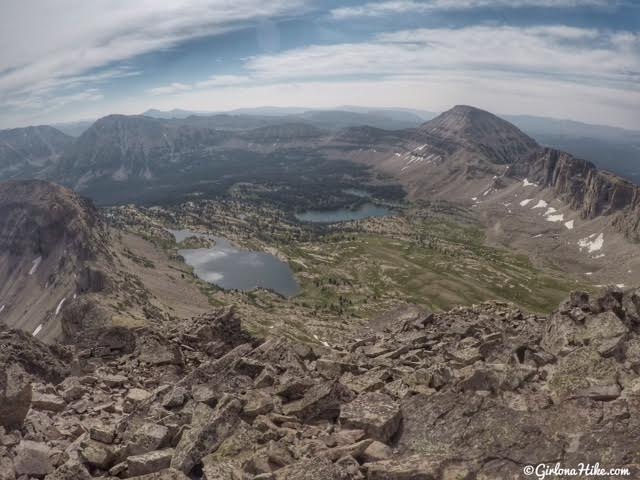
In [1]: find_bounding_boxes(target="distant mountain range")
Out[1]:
[45,107,638,185]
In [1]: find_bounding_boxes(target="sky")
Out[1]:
[0,0,638,130]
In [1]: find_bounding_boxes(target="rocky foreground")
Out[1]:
[2,289,640,479]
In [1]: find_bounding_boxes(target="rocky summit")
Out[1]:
[1,287,639,479]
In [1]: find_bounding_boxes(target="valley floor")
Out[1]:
[107,196,592,344]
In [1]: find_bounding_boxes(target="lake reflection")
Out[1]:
[168,229,299,297]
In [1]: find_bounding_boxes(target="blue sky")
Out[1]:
[0,0,638,129]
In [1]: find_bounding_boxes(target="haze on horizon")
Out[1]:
[0,0,638,130]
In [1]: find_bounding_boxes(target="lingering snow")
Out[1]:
[578,233,604,253]
[33,324,43,336]
[617,284,626,289]
[523,178,538,187]
[546,214,564,223]
[519,199,533,206]
[55,298,66,315]
[471,197,478,201]
[0,305,4,313]
[593,253,605,259]
[564,220,574,230]
[585,272,593,276]
[543,207,557,216]
[29,256,42,275]
[532,200,548,209]
[533,234,543,238]
[313,334,330,348]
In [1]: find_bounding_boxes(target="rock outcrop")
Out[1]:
[2,290,640,479]
[511,148,640,238]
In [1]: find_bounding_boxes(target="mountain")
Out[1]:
[0,125,72,179]
[51,119,95,137]
[504,114,640,183]
[0,180,109,341]
[57,114,230,196]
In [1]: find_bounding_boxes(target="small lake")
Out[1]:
[295,203,394,223]
[168,229,299,297]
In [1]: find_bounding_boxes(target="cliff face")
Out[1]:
[0,180,112,341]
[511,148,640,238]
[0,180,103,258]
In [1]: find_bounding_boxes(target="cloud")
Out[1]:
[195,75,253,88]
[0,0,310,115]
[331,0,622,19]
[245,26,639,88]
[149,83,193,96]
[135,23,639,128]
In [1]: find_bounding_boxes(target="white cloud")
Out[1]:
[245,26,639,86]
[149,83,193,96]
[331,0,622,19]
[195,75,253,88]
[127,24,640,129]
[0,0,310,115]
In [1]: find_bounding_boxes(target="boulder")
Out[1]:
[360,440,393,463]
[0,364,32,430]
[126,423,170,456]
[126,449,175,477]
[90,424,116,444]
[13,440,53,477]
[283,381,354,421]
[365,454,443,480]
[59,378,85,402]
[124,388,152,413]
[128,469,190,480]
[170,395,242,473]
[273,456,344,480]
[32,392,66,412]
[339,392,401,442]
[44,462,92,480]
[102,374,128,388]
[79,440,114,470]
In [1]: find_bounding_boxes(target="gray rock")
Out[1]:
[13,440,53,477]
[339,392,401,442]
[0,364,32,430]
[170,395,242,473]
[126,448,174,477]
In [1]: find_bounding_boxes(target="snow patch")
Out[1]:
[532,200,548,209]
[29,256,42,275]
[55,298,66,315]
[546,214,564,223]
[33,324,43,336]
[523,178,538,187]
[0,305,4,313]
[543,207,557,216]
[578,233,604,253]
[617,284,626,289]
[564,220,574,230]
[585,272,593,276]
[519,199,533,206]
[471,197,478,201]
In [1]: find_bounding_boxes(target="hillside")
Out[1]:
[1,287,639,478]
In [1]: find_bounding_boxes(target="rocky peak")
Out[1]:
[417,105,539,164]
[0,180,101,257]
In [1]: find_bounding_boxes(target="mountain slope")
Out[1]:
[0,125,72,179]
[0,180,109,341]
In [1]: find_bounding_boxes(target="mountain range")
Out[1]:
[2,105,640,479]
[2,105,640,286]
